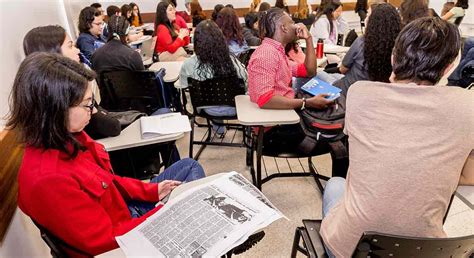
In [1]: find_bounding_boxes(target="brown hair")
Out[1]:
[399,0,429,26]
[216,7,245,46]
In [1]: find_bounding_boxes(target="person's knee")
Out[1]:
[181,158,205,177]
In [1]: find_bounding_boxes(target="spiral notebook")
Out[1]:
[300,77,341,101]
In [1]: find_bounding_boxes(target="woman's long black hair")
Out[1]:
[154,1,177,38]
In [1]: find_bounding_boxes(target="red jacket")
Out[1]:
[17,131,162,256]
[154,22,190,54]
[176,11,191,23]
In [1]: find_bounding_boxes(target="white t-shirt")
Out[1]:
[448,7,465,23]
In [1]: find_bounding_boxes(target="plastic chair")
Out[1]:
[237,49,255,68]
[98,70,164,115]
[186,77,246,160]
[291,220,474,258]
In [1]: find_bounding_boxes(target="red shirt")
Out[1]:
[154,23,190,54]
[176,11,191,23]
[17,131,162,256]
[248,38,307,107]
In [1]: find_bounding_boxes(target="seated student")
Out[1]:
[249,0,262,12]
[243,12,262,46]
[121,4,143,42]
[191,0,207,27]
[91,15,144,76]
[176,0,192,23]
[103,5,121,38]
[154,1,190,61]
[320,17,474,257]
[212,4,225,21]
[442,0,468,25]
[76,6,106,65]
[331,3,402,92]
[8,52,205,256]
[216,7,250,56]
[275,0,290,13]
[167,0,189,30]
[310,0,348,45]
[248,7,349,178]
[129,2,144,27]
[179,20,248,135]
[399,0,429,26]
[292,0,316,27]
[23,25,121,139]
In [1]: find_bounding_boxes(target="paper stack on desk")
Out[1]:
[116,172,284,257]
[140,113,191,139]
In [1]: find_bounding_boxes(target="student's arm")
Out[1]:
[297,23,317,77]
[441,10,455,20]
[459,150,474,185]
[338,37,362,74]
[339,65,349,74]
[263,94,334,109]
[156,25,186,54]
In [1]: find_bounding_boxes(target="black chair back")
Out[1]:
[33,220,92,258]
[237,49,255,68]
[187,77,245,118]
[454,16,464,26]
[353,231,474,258]
[98,70,164,115]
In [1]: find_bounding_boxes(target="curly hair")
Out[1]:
[78,7,102,34]
[194,20,238,79]
[399,0,429,26]
[363,3,401,82]
[216,7,245,46]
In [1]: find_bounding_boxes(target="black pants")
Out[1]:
[262,124,349,178]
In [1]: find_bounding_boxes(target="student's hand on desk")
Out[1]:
[306,94,334,109]
[158,180,182,200]
[295,23,311,40]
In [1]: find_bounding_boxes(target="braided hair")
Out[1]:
[107,15,130,45]
[258,7,287,39]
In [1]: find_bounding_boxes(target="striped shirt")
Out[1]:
[248,38,307,107]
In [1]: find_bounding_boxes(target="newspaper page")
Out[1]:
[116,172,284,257]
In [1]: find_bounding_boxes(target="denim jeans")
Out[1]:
[322,177,346,257]
[203,106,236,134]
[127,158,205,218]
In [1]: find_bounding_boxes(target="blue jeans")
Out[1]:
[127,158,205,218]
[203,106,236,134]
[322,177,346,257]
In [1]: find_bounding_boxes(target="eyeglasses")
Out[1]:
[78,94,96,113]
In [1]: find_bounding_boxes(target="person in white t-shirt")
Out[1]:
[442,0,469,24]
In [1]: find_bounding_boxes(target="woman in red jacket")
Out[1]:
[7,52,205,256]
[154,1,190,61]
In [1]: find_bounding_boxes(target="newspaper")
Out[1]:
[116,172,284,257]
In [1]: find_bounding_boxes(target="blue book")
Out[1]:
[300,77,341,101]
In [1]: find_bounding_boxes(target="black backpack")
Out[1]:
[296,91,348,160]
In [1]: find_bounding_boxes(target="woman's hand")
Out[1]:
[158,180,182,200]
[178,28,189,39]
[295,23,311,40]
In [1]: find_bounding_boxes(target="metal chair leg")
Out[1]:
[189,116,195,158]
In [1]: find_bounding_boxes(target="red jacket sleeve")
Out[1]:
[113,175,159,202]
[27,175,161,255]
[155,24,189,54]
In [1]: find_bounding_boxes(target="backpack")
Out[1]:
[296,91,348,160]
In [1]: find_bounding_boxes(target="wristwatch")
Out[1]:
[301,97,306,110]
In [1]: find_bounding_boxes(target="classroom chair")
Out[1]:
[98,70,164,115]
[291,220,474,258]
[237,48,255,68]
[186,77,246,160]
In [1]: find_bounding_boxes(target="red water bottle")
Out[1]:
[316,39,324,59]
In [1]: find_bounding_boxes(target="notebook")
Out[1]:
[140,113,191,139]
[300,77,342,101]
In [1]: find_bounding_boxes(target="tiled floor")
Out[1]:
[177,124,474,257]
